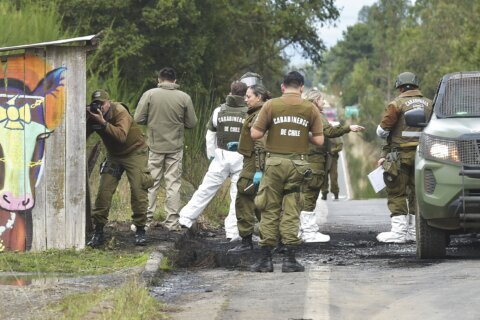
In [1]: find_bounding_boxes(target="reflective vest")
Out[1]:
[389,93,432,148]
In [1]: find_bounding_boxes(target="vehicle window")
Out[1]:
[437,72,480,117]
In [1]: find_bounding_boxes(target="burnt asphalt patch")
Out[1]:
[170,225,480,271]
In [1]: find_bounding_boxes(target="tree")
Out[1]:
[43,0,339,95]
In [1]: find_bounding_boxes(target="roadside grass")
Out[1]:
[47,278,169,320]
[343,132,387,199]
[0,248,149,275]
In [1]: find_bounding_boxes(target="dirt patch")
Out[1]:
[0,222,178,320]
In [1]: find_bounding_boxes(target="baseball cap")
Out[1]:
[90,89,109,104]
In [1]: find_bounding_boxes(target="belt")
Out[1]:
[398,142,419,148]
[267,152,307,160]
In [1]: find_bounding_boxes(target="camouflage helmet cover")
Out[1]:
[395,72,419,89]
[240,72,263,86]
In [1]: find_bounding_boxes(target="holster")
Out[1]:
[255,149,266,172]
[382,150,401,185]
[100,160,125,180]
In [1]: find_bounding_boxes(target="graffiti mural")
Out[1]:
[0,54,66,251]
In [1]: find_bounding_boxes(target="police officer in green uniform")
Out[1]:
[250,71,324,273]
[376,72,432,243]
[321,137,343,201]
[301,89,364,243]
[86,90,153,247]
[227,84,272,253]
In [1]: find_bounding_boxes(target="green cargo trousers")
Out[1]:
[255,155,309,247]
[92,148,153,227]
[303,153,326,211]
[321,154,339,195]
[384,149,416,216]
[235,155,261,237]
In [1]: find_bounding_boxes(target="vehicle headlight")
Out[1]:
[421,134,460,164]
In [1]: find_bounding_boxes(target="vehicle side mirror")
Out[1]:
[405,108,427,127]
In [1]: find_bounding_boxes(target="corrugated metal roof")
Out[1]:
[0,34,99,53]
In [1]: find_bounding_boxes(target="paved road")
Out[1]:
[155,198,480,320]
[152,153,480,319]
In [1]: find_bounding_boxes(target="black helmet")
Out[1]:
[395,72,419,89]
[240,72,263,86]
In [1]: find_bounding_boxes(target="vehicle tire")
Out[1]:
[416,203,447,259]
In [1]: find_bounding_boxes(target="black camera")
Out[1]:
[89,101,103,114]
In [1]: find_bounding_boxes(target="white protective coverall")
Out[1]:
[178,106,244,239]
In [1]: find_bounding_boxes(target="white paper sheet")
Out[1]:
[368,166,386,193]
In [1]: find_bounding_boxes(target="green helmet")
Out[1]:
[240,72,263,86]
[395,72,419,89]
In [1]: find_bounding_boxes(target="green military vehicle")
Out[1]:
[406,71,480,259]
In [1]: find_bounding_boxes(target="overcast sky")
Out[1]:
[320,0,378,48]
[288,0,378,64]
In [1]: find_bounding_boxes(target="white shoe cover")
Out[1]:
[315,200,329,225]
[377,215,408,243]
[179,216,194,228]
[303,231,330,243]
[299,211,331,243]
[406,214,416,242]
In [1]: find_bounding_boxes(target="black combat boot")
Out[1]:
[321,192,328,200]
[272,240,286,254]
[135,226,147,246]
[227,234,253,254]
[250,246,274,272]
[87,224,105,248]
[334,193,339,200]
[281,246,305,273]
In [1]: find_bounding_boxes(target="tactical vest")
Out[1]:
[389,94,432,148]
[216,104,248,150]
[265,98,313,154]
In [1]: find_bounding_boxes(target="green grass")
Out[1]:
[343,130,386,199]
[0,0,71,48]
[0,248,149,275]
[47,278,169,320]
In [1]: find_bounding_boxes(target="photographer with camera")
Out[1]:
[86,89,153,248]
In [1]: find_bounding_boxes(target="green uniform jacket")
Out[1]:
[238,102,266,171]
[134,82,197,153]
[309,114,350,157]
[87,102,146,156]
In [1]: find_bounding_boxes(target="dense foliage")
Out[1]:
[3,0,480,200]
[317,0,480,197]
[323,0,480,132]
[26,0,338,97]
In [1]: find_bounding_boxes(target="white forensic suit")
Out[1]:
[178,95,247,240]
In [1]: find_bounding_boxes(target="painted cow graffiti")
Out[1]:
[0,54,66,251]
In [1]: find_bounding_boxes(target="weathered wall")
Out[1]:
[0,48,86,251]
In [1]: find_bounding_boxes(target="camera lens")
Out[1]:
[90,101,102,113]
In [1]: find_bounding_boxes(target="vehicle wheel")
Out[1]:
[416,203,446,259]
